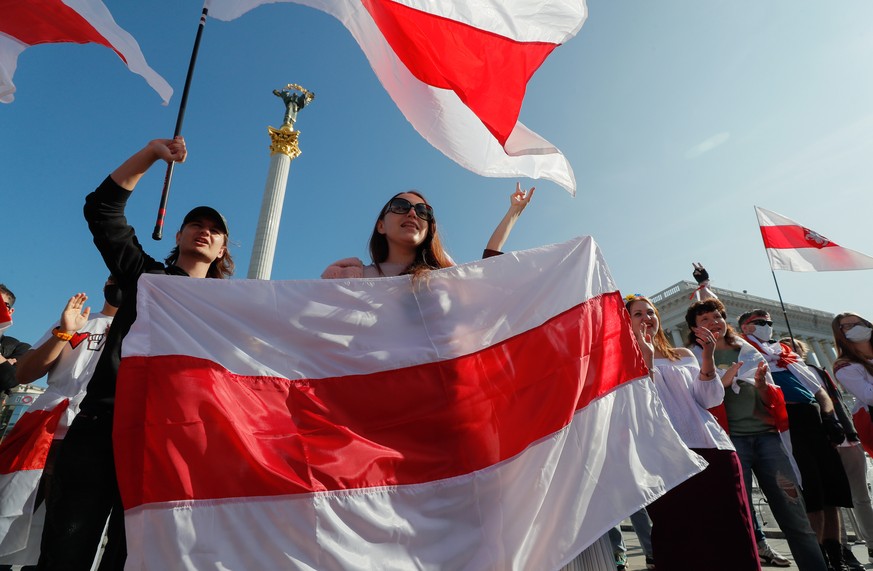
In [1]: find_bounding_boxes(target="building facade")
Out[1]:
[648,281,837,371]
[0,384,46,441]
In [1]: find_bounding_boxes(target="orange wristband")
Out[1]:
[52,327,74,342]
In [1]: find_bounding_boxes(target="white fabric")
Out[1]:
[756,207,873,272]
[744,336,823,395]
[0,0,171,104]
[651,355,733,451]
[204,0,578,193]
[29,313,113,439]
[559,533,614,571]
[0,312,112,562]
[122,236,707,571]
[835,360,873,415]
[125,237,615,376]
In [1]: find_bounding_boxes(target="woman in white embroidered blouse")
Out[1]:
[623,295,760,571]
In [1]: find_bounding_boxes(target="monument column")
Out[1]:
[248,84,315,280]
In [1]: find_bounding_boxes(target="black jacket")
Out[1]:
[1,334,31,392]
[79,176,188,415]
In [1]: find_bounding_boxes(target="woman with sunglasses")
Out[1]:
[832,313,873,457]
[322,184,533,279]
[623,295,760,571]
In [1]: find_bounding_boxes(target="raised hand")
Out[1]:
[59,293,91,333]
[148,136,187,164]
[508,182,535,215]
[692,262,709,284]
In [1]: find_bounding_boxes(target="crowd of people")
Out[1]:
[1,136,872,571]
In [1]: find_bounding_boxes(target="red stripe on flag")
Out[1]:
[360,0,557,146]
[0,401,68,474]
[760,225,838,250]
[115,292,644,508]
[0,0,125,62]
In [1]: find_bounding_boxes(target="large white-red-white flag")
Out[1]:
[0,0,172,104]
[756,206,873,272]
[115,237,705,570]
[204,0,581,194]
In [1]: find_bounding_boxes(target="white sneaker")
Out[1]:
[757,540,791,567]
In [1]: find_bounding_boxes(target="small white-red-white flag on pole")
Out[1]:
[204,0,582,194]
[755,206,873,272]
[0,0,173,104]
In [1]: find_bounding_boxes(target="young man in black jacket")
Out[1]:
[38,137,234,571]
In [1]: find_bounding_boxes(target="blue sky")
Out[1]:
[3,1,873,358]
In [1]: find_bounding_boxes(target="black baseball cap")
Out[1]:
[182,206,229,237]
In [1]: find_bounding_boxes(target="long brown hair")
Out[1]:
[625,295,681,361]
[368,191,452,278]
[832,312,873,377]
[684,298,742,348]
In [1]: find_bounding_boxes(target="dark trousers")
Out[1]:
[37,413,126,571]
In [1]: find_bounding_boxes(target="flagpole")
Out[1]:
[152,5,210,241]
[768,269,799,351]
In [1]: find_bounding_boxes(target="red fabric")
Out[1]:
[852,408,873,458]
[0,0,124,61]
[760,225,837,250]
[0,301,10,327]
[0,400,68,474]
[775,342,800,369]
[360,0,557,146]
[707,403,730,433]
[114,292,647,509]
[764,383,790,432]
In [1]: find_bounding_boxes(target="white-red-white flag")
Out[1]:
[0,0,172,104]
[116,237,705,570]
[204,0,581,194]
[756,206,873,272]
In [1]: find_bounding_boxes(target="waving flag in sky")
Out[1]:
[0,0,172,104]
[115,237,704,570]
[756,206,873,272]
[204,0,583,194]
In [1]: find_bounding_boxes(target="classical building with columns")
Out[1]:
[648,281,837,371]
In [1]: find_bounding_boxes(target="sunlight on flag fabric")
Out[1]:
[756,206,873,272]
[203,0,581,194]
[0,0,172,104]
[115,236,705,570]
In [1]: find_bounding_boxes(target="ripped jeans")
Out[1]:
[732,432,827,571]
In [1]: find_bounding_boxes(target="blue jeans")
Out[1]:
[732,433,826,571]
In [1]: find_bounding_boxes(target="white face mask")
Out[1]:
[752,324,773,342]
[845,325,873,343]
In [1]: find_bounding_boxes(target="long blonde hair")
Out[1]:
[624,295,681,361]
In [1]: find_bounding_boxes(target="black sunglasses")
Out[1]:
[385,197,434,222]
[748,319,773,327]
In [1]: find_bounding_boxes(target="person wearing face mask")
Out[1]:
[784,338,871,571]
[739,310,853,570]
[832,313,873,460]
[0,281,119,569]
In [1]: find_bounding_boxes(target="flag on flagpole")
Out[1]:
[756,206,873,272]
[204,0,582,194]
[116,236,705,570]
[0,0,172,104]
